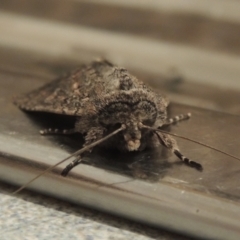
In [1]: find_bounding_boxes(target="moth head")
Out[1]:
[98,94,163,151]
[110,100,158,151]
[123,120,142,151]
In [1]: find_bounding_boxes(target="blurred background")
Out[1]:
[0,0,240,114]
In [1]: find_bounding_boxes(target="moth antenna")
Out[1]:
[139,124,240,162]
[13,124,126,194]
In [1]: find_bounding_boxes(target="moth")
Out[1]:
[14,59,237,193]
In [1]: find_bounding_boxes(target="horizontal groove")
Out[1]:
[85,0,240,24]
[0,1,240,56]
[1,11,240,90]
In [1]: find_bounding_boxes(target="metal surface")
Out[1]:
[1,70,240,240]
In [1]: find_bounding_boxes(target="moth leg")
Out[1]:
[83,127,106,146]
[40,128,76,135]
[162,113,191,127]
[61,127,106,176]
[61,155,82,176]
[155,131,203,171]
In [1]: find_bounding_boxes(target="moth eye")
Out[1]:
[114,123,122,129]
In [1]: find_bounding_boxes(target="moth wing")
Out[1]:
[14,60,115,116]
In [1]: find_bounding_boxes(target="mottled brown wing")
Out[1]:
[14,60,115,116]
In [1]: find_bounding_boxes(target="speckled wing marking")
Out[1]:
[14,59,169,119]
[13,60,115,116]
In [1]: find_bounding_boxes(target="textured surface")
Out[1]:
[0,183,191,240]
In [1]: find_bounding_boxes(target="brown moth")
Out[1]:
[15,59,239,193]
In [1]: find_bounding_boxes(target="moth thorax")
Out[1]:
[99,100,158,127]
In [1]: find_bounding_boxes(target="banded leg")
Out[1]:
[155,131,202,171]
[61,156,82,176]
[174,149,202,171]
[40,128,76,135]
[61,126,106,176]
[162,113,191,127]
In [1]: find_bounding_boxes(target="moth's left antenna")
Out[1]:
[13,124,126,194]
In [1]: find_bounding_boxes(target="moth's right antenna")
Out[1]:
[140,123,240,162]
[13,124,126,194]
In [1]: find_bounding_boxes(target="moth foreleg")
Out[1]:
[162,113,191,127]
[173,149,202,171]
[61,155,82,176]
[61,127,106,176]
[83,127,106,146]
[155,131,202,171]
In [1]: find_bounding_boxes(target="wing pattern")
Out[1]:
[14,59,169,118]
[14,60,114,115]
